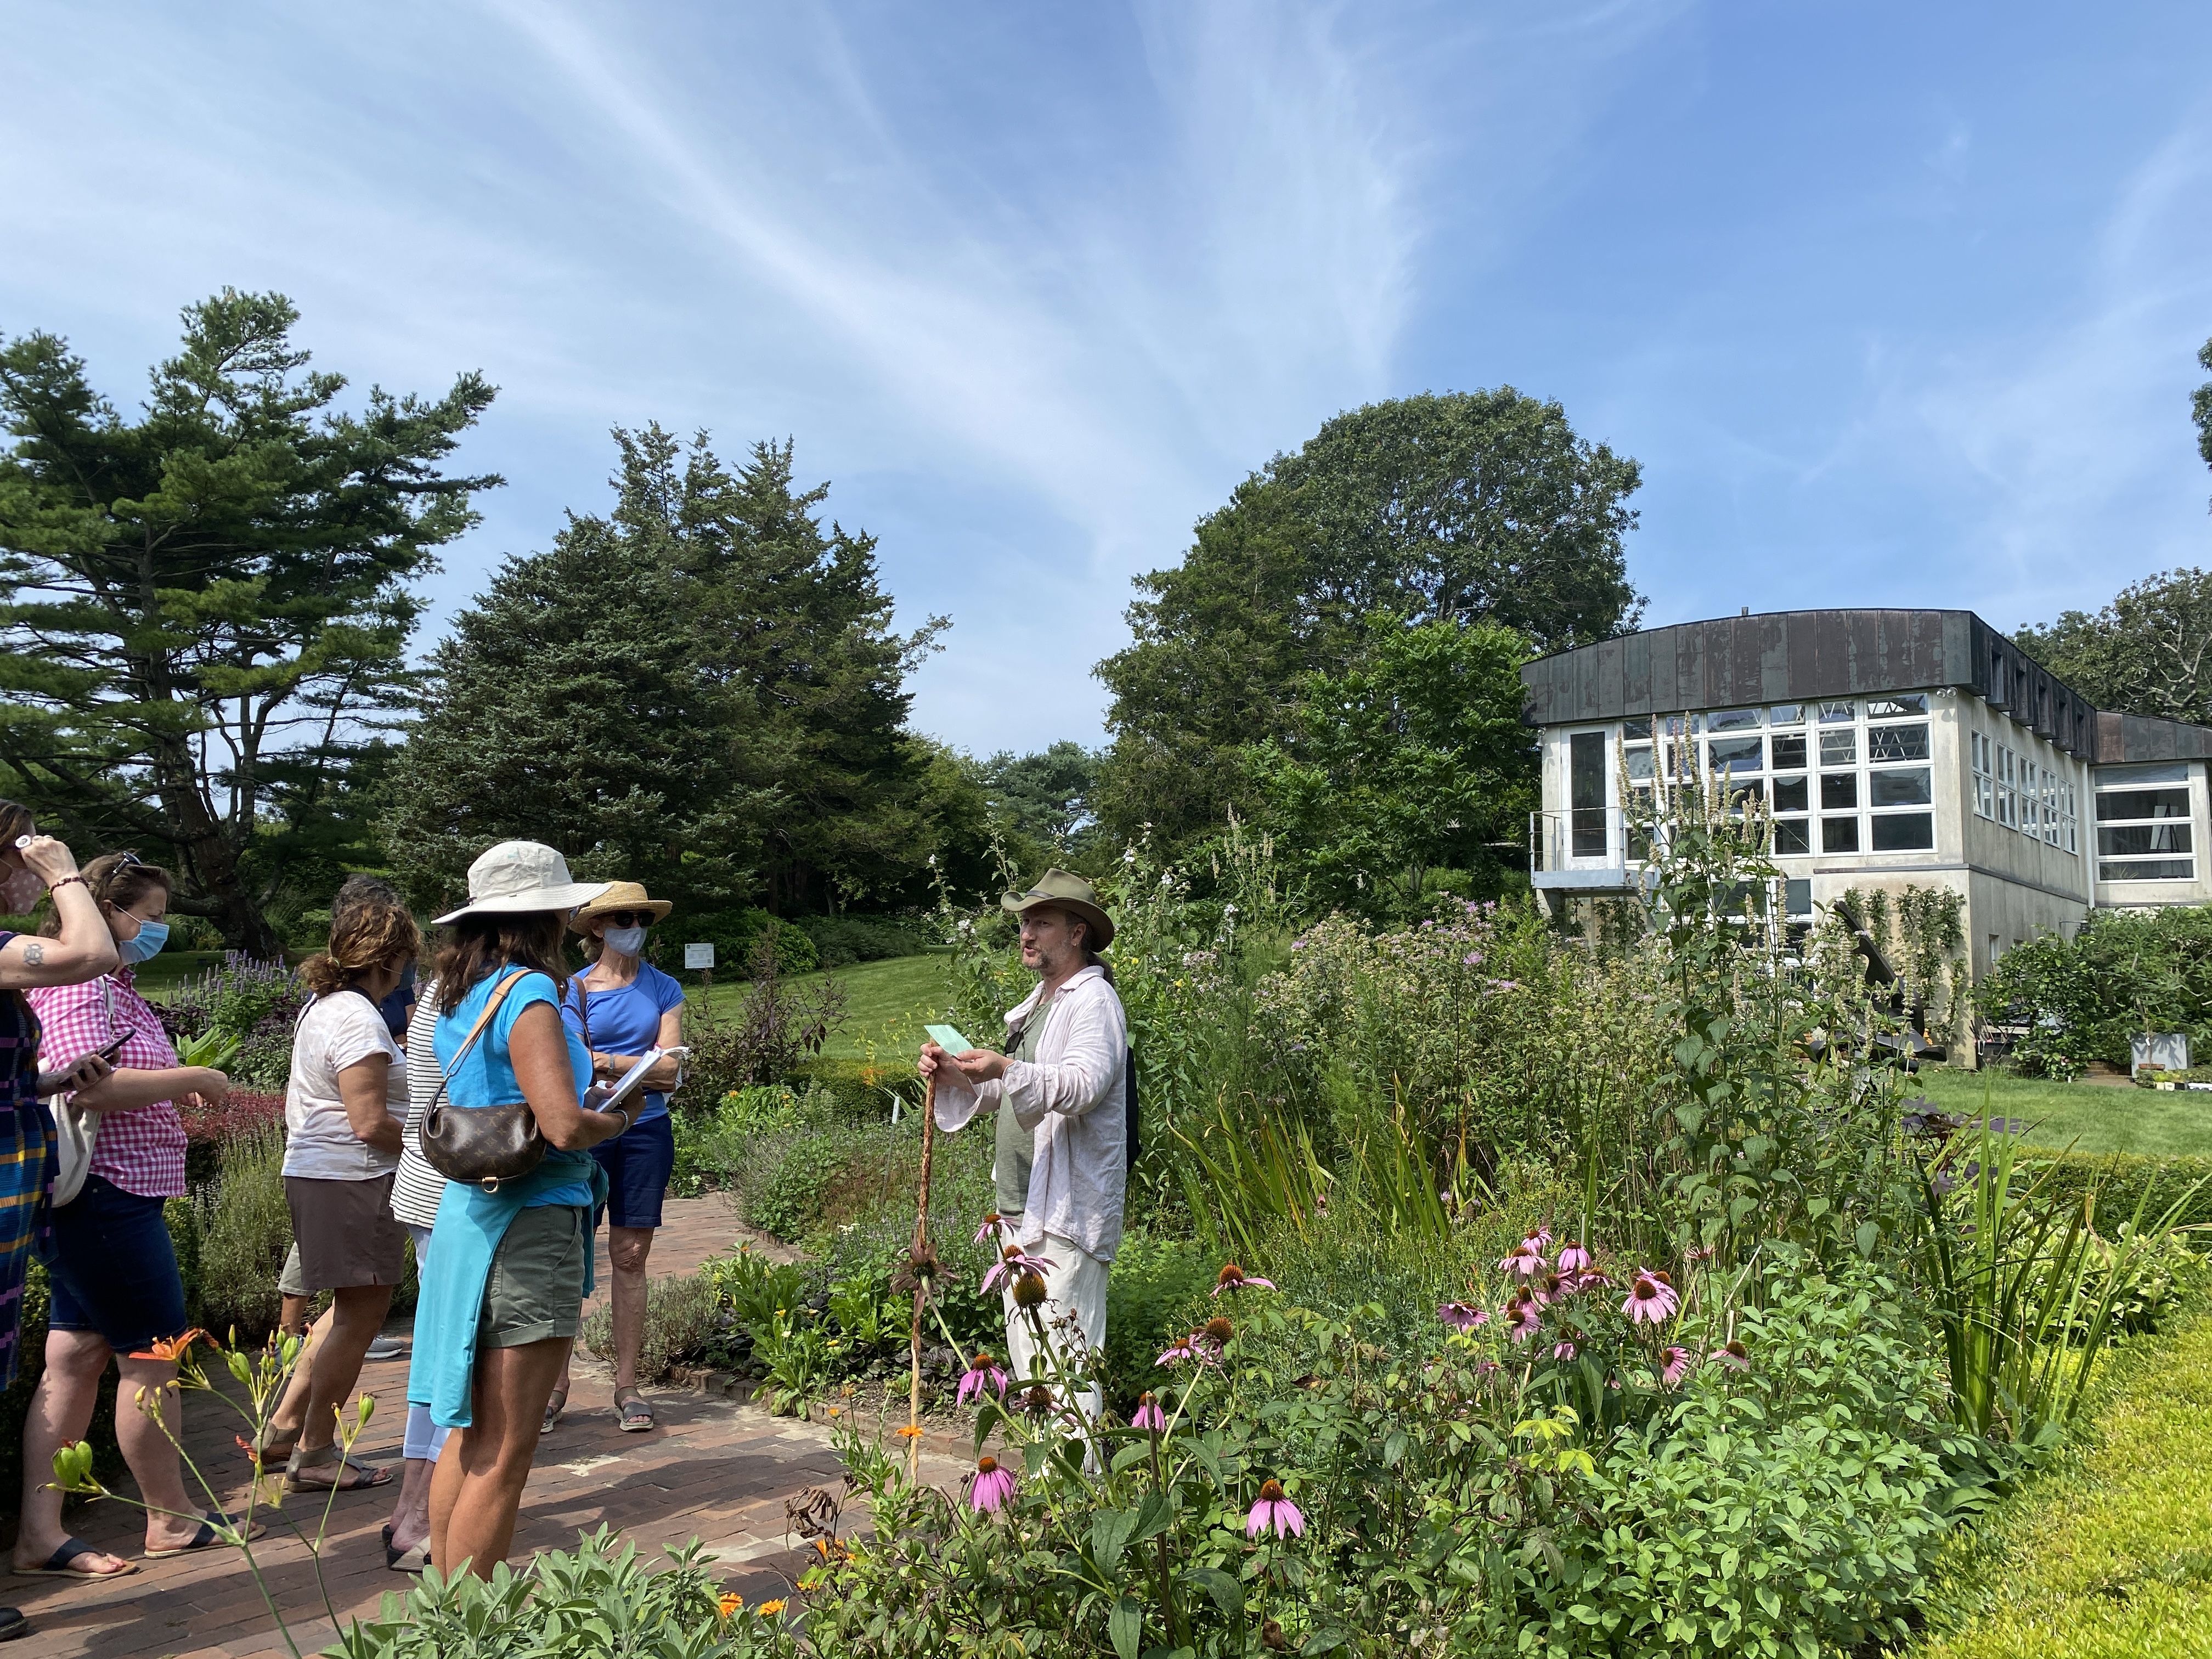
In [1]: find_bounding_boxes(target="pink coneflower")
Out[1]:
[1711,1340,1750,1372]
[1156,1334,1201,1367]
[981,1245,1054,1295]
[956,1351,1008,1404]
[1622,1270,1679,1325]
[1198,1316,1234,1354]
[1499,1241,1546,1277]
[968,1455,1017,1513]
[973,1212,1006,1245]
[1131,1392,1167,1432]
[1245,1479,1305,1539]
[1212,1263,1276,1296]
[1661,1345,1693,1387]
[1438,1300,1489,1331]
[1506,1296,1543,1343]
[1530,1226,1554,1250]
[1532,1271,1565,1305]
[1474,1358,1501,1378]
[1552,1341,1577,1361]
[1556,1243,1592,1273]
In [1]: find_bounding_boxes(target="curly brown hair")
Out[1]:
[301,897,421,998]
[436,912,570,1013]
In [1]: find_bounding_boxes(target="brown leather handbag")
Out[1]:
[422,969,547,1191]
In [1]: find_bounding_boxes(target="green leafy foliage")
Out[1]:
[1974,905,2212,1076]
[1094,390,1642,849]
[579,1271,729,1386]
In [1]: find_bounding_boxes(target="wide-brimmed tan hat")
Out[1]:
[433,840,610,926]
[1002,867,1114,950]
[570,879,673,932]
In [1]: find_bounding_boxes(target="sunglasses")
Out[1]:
[597,911,653,929]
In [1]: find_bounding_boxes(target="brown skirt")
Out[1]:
[284,1172,408,1290]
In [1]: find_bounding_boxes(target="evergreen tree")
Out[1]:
[386,426,961,917]
[0,290,496,953]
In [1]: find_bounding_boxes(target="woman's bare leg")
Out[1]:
[431,1338,569,1579]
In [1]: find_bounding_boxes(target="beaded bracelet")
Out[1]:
[47,875,87,893]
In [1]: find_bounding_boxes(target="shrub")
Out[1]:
[787,1056,922,1118]
[676,907,819,982]
[681,933,845,1100]
[579,1272,728,1385]
[1098,1231,1215,1405]
[799,913,927,968]
[741,1128,870,1242]
[195,1125,293,1341]
[2037,1149,2212,1232]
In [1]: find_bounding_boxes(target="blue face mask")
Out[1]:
[602,924,647,957]
[119,919,169,964]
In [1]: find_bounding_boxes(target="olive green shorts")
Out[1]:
[478,1204,589,1348]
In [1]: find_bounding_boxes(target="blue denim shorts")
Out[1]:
[44,1174,188,1353]
[591,1112,674,1230]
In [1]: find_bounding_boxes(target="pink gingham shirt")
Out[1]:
[28,969,188,1199]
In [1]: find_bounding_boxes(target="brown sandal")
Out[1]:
[284,1447,391,1491]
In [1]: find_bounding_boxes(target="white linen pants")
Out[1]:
[1002,1231,1107,1429]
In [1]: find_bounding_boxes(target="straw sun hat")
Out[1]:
[570,880,673,933]
[432,840,611,926]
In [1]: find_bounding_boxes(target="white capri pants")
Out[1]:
[1002,1231,1108,1429]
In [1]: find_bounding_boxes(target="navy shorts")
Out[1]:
[44,1174,189,1353]
[591,1113,674,1230]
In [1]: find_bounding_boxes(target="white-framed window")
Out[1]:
[1996,745,2017,828]
[1971,731,1995,819]
[2095,763,2194,882]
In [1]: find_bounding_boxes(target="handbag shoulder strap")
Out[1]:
[429,969,534,1108]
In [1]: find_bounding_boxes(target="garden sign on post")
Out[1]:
[685,940,714,993]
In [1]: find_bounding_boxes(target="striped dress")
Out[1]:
[0,935,54,1389]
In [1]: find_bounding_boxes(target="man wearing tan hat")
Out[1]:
[921,869,1127,1429]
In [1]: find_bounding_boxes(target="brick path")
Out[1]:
[2,1198,962,1658]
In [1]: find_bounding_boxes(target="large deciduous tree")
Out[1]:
[385,425,963,917]
[2017,569,2212,726]
[1093,390,1640,847]
[1243,617,1535,916]
[0,290,497,955]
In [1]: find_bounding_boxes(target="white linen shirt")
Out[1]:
[933,965,1129,1262]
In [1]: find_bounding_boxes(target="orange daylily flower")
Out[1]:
[895,1424,923,1440]
[132,1328,213,1363]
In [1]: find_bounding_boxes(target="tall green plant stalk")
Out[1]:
[1916,1119,2199,1442]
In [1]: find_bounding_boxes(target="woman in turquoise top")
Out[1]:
[407,842,634,1581]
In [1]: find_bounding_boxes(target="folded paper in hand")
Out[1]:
[589,1046,689,1116]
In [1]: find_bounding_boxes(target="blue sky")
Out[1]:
[4,1,2210,755]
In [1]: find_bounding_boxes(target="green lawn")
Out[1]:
[1916,1068,2212,1159]
[686,950,960,1060]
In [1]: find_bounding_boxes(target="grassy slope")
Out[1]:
[686,951,960,1060]
[1912,1305,2212,1659]
[1916,1069,2212,1158]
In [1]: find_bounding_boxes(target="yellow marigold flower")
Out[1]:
[758,1599,787,1617]
[718,1593,743,1617]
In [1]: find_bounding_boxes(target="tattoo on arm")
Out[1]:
[21,943,42,965]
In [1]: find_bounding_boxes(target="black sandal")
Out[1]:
[284,1447,391,1492]
[541,1389,568,1436]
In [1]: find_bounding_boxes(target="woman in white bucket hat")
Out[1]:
[404,843,636,1579]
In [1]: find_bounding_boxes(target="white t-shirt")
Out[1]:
[283,990,405,1180]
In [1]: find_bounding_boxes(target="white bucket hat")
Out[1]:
[432,840,611,926]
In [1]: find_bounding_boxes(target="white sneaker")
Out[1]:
[363,1336,406,1362]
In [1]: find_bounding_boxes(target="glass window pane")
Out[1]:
[1867,723,1931,762]
[2099,824,2194,857]
[1724,777,1764,808]
[2100,859,2196,882]
[1819,702,1855,723]
[1622,717,1652,740]
[1771,776,1809,813]
[1769,704,1804,726]
[1707,735,1763,775]
[1820,729,1857,766]
[1624,746,1654,783]
[1870,813,1934,851]
[1707,708,1762,733]
[1775,821,1811,855]
[1867,693,1929,716]
[1661,714,1699,736]
[1822,816,1860,852]
[2097,788,2190,822]
[1870,767,1932,808]
[1821,773,1859,810]
[1770,733,1808,771]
